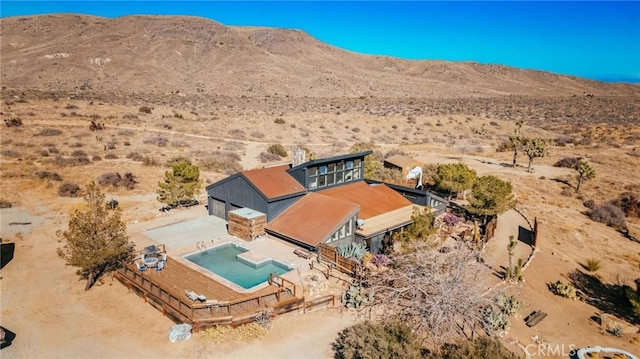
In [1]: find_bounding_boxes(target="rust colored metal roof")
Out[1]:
[242,165,306,200]
[356,205,417,237]
[319,182,412,219]
[265,192,359,247]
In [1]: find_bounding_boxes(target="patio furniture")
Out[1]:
[143,256,159,267]
[135,261,146,272]
[144,245,160,255]
[185,290,206,301]
[156,260,165,272]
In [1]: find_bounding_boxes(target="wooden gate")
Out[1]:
[317,243,358,277]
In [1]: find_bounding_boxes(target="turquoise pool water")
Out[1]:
[184,244,291,289]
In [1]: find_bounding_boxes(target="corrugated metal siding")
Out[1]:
[207,176,268,220]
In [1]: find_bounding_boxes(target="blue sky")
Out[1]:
[2,1,639,82]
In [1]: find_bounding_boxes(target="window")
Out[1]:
[339,225,346,239]
[346,217,353,236]
[319,165,328,175]
[327,173,335,186]
[309,177,317,189]
[354,159,361,168]
[346,160,354,169]
[318,175,326,187]
[336,171,344,183]
[309,167,318,176]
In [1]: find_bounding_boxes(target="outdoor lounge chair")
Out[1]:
[135,261,146,272]
[185,290,206,302]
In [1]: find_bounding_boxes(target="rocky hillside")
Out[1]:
[1,14,638,98]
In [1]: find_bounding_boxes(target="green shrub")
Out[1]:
[494,294,523,316]
[341,282,369,309]
[547,280,578,300]
[483,306,510,332]
[267,143,287,157]
[336,242,367,262]
[332,321,422,359]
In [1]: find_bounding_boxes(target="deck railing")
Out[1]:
[114,264,312,331]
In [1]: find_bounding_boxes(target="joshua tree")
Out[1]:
[575,160,596,192]
[509,121,524,167]
[506,235,518,280]
[522,137,549,173]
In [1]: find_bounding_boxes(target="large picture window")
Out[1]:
[308,158,363,189]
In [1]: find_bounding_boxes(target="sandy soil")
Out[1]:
[1,98,639,358]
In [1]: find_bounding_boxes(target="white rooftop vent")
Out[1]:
[356,219,365,228]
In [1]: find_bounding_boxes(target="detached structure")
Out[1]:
[384,154,425,177]
[206,151,430,253]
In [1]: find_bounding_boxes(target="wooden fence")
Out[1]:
[485,216,498,242]
[317,243,359,277]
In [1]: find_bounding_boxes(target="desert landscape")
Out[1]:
[1,14,639,358]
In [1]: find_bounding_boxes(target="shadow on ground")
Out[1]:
[568,269,640,326]
[0,242,15,269]
[0,326,16,349]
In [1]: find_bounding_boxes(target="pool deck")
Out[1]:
[139,214,311,292]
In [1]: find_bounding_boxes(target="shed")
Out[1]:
[384,155,425,177]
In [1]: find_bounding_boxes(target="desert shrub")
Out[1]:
[274,118,285,124]
[64,104,79,110]
[36,128,63,136]
[199,151,243,174]
[58,182,81,197]
[126,152,144,162]
[554,156,582,168]
[250,131,265,139]
[97,172,137,189]
[495,138,514,152]
[554,135,576,147]
[224,141,245,151]
[171,140,189,148]
[35,171,63,181]
[139,106,152,114]
[71,150,87,158]
[4,118,23,127]
[122,113,138,120]
[39,149,50,157]
[341,282,369,309]
[547,280,578,300]
[1,149,21,158]
[69,142,83,148]
[351,127,360,133]
[494,294,523,316]
[104,153,118,160]
[588,203,627,230]
[142,156,160,166]
[610,192,640,218]
[0,200,12,208]
[259,151,281,163]
[267,143,287,157]
[583,199,596,209]
[55,155,90,166]
[92,155,102,161]
[483,306,510,332]
[560,187,573,197]
[106,141,117,150]
[332,321,422,359]
[48,147,59,154]
[228,129,246,139]
[583,258,601,272]
[143,136,168,147]
[435,337,519,359]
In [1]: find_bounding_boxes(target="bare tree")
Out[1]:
[365,243,492,345]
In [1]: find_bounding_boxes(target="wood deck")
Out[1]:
[115,254,299,329]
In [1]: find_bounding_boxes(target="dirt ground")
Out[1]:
[1,98,639,358]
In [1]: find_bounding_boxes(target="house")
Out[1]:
[206,151,422,253]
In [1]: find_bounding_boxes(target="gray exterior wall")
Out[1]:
[206,175,304,222]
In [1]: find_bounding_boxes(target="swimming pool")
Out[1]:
[184,243,292,290]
